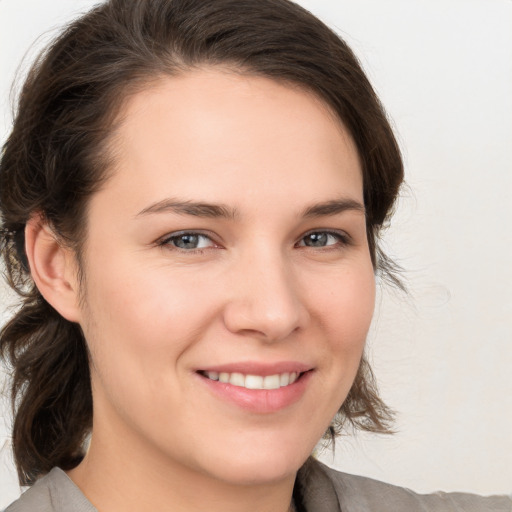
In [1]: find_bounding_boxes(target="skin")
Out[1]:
[28,68,375,512]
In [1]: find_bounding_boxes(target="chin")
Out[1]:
[211,457,304,486]
[194,434,313,485]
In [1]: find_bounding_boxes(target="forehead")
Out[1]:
[96,68,362,217]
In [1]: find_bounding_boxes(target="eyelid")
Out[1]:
[157,230,220,250]
[296,229,352,248]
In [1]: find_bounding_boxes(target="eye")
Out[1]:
[297,231,349,248]
[160,232,215,251]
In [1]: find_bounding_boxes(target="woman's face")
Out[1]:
[76,68,375,484]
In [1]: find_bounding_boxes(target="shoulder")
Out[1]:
[3,468,96,512]
[297,458,512,512]
[4,471,54,512]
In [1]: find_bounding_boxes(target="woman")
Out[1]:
[0,0,510,511]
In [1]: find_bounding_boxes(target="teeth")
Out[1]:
[230,372,245,387]
[204,371,302,390]
[245,375,263,389]
[263,375,280,390]
[279,373,290,387]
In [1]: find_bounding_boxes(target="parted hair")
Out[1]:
[0,0,403,486]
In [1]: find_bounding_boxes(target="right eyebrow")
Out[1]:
[136,199,239,220]
[301,198,365,218]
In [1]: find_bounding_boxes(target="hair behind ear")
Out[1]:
[1,293,92,485]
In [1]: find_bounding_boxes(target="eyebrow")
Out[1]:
[136,197,365,220]
[136,199,239,219]
[301,198,365,218]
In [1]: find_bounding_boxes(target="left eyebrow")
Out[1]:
[136,199,239,220]
[301,198,365,218]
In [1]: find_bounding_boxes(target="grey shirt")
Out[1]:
[5,458,512,512]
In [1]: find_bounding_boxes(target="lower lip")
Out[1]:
[197,371,313,413]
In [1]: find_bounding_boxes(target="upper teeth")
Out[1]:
[204,371,300,390]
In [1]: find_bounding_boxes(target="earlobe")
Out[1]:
[25,215,82,323]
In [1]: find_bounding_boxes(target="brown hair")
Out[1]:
[0,0,403,486]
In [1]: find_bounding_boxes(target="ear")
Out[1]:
[25,215,82,323]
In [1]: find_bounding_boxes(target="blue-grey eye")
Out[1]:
[166,233,213,250]
[299,232,343,247]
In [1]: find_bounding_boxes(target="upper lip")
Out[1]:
[196,361,313,376]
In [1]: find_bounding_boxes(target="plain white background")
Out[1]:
[1,0,511,507]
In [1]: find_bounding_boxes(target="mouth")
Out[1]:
[198,370,304,390]
[195,363,313,412]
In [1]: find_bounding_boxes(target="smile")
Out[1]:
[201,371,301,390]
[196,365,313,413]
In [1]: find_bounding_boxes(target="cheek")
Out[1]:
[310,262,375,387]
[315,263,375,340]
[83,256,210,338]
[79,262,203,389]
[79,269,210,437]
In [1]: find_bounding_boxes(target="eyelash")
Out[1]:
[158,231,217,253]
[158,229,351,253]
[297,230,351,249]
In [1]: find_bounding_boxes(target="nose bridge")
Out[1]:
[223,242,308,341]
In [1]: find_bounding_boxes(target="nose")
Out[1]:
[222,249,310,342]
